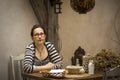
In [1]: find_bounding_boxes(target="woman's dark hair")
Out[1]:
[30,24,46,37]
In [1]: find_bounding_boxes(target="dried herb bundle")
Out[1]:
[94,49,120,71]
[83,49,120,72]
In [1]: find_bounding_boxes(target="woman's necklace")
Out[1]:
[36,46,44,57]
[40,46,44,57]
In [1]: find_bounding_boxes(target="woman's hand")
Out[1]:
[34,62,55,73]
[45,62,55,69]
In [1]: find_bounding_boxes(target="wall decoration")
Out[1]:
[114,6,120,46]
[70,0,95,14]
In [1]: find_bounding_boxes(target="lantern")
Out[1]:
[50,0,63,14]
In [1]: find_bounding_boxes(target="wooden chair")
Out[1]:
[10,54,24,80]
[103,65,120,80]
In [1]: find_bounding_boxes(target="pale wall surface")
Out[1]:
[0,0,120,79]
[0,0,38,80]
[59,0,120,67]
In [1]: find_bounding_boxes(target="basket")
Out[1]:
[66,65,83,74]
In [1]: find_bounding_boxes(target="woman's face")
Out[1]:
[32,27,46,45]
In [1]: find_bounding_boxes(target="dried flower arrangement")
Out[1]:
[83,55,95,72]
[94,49,120,72]
[70,0,95,14]
[83,49,120,72]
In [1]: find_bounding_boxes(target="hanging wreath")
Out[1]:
[70,0,95,14]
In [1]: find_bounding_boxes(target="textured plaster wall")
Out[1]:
[0,0,120,79]
[59,0,120,67]
[0,0,38,80]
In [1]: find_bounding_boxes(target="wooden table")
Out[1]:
[22,72,103,80]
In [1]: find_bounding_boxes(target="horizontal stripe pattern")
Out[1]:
[23,42,63,73]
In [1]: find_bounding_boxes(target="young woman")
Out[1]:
[23,24,63,73]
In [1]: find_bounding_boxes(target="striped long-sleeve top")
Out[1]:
[23,42,63,73]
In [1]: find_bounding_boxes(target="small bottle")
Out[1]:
[88,60,94,74]
[76,59,79,66]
